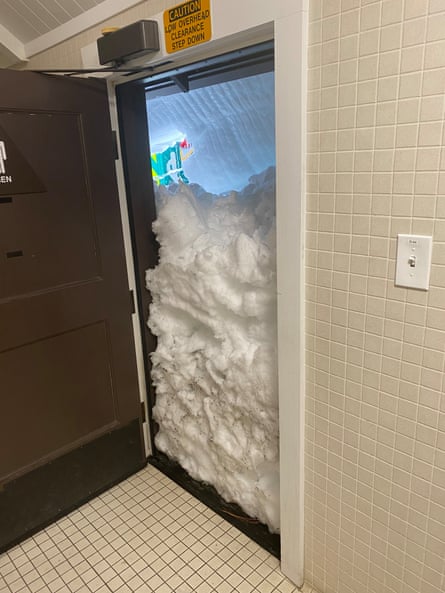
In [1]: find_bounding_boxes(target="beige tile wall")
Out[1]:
[20,0,174,70]
[306,1,445,593]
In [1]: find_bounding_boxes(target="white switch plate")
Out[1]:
[395,234,433,290]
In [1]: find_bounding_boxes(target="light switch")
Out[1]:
[395,234,433,290]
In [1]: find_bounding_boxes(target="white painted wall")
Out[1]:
[0,23,26,67]
[103,0,308,584]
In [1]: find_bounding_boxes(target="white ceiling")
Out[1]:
[0,0,102,43]
[0,0,142,66]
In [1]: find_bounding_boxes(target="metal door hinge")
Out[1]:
[111,130,119,160]
[130,289,135,314]
[141,401,147,423]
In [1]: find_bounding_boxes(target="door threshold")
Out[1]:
[0,420,146,555]
[148,452,280,559]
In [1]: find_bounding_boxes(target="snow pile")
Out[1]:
[146,167,279,532]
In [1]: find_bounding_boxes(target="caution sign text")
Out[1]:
[164,0,211,54]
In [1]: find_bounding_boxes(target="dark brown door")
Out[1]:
[0,70,145,552]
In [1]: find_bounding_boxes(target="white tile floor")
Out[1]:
[0,465,299,593]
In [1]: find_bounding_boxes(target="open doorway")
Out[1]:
[117,42,280,555]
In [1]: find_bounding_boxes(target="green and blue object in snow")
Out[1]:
[151,138,194,185]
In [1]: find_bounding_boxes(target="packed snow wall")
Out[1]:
[146,71,275,194]
[145,71,279,531]
[146,169,279,531]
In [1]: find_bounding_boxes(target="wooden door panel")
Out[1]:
[0,70,145,551]
[0,280,106,351]
[0,321,117,480]
[0,111,99,298]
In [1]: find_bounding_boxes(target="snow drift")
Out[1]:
[146,167,279,531]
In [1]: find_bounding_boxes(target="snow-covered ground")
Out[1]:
[146,167,279,532]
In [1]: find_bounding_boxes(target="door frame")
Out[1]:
[104,1,308,584]
[107,87,153,458]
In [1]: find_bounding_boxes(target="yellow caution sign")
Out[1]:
[164,0,211,54]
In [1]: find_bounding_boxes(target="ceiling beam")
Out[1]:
[24,0,144,58]
[0,23,27,66]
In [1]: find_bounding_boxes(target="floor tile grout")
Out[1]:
[0,465,297,593]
